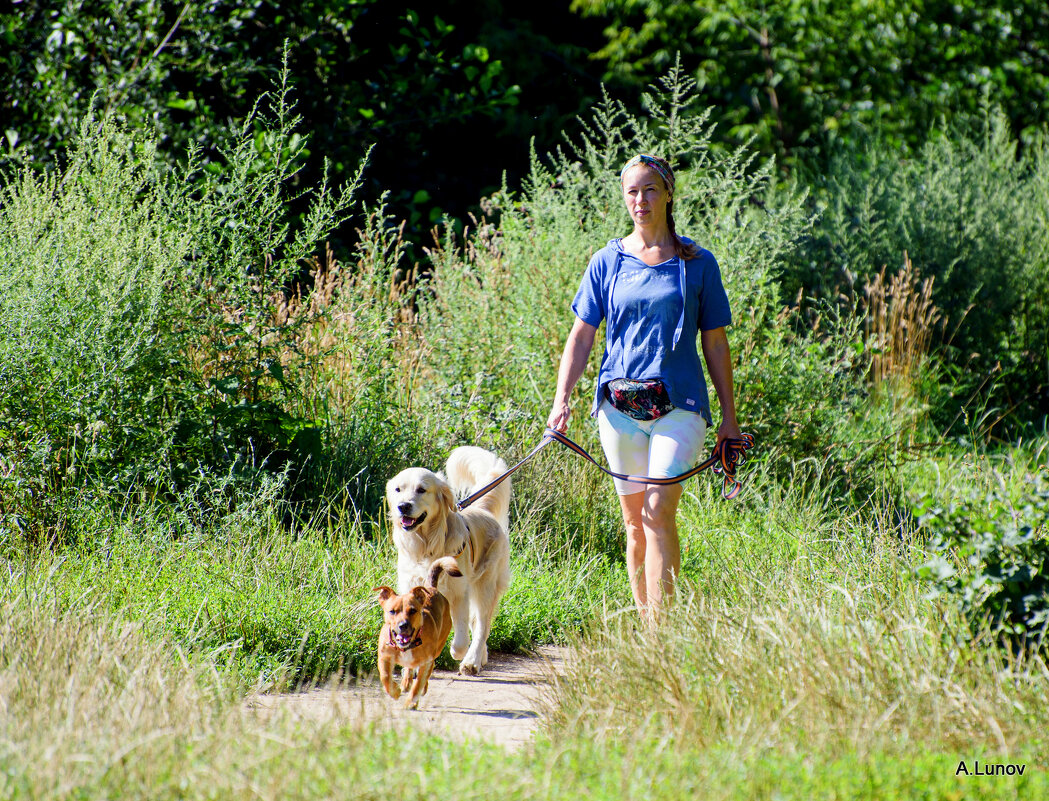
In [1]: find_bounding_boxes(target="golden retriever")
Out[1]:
[374,557,462,709]
[386,446,511,675]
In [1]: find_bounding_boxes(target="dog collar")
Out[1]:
[389,628,423,651]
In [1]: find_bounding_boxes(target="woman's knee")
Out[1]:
[643,487,681,526]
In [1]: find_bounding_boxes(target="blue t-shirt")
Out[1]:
[571,237,732,424]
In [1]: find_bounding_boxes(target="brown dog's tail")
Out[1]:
[427,556,463,589]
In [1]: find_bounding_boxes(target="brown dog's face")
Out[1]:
[386,468,455,534]
[376,586,429,649]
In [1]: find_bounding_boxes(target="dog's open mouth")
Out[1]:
[400,511,426,531]
[390,627,417,650]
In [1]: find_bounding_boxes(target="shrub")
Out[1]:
[795,106,1049,431]
[0,60,364,544]
[915,469,1049,652]
[0,114,188,542]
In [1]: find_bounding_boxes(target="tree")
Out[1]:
[0,1,606,252]
[571,0,1049,167]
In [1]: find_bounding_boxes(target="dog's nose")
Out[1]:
[396,619,412,632]
[397,502,412,514]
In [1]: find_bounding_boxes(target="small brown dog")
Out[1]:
[374,557,462,709]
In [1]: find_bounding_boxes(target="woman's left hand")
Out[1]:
[716,419,743,445]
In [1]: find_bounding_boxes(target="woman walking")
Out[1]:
[546,154,741,619]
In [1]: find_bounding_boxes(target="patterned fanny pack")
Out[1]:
[604,378,675,421]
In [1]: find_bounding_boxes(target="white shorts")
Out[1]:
[596,398,709,495]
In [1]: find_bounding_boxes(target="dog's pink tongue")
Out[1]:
[400,515,417,528]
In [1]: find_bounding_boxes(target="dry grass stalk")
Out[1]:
[276,221,426,415]
[862,252,942,398]
[180,212,424,418]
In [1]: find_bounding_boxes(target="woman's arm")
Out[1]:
[700,326,742,444]
[546,318,598,432]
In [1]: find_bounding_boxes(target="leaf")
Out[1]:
[211,376,241,396]
[265,359,285,384]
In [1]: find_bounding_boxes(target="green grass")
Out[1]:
[3,440,1046,800]
[1,499,626,689]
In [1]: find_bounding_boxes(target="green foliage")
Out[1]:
[0,113,187,541]
[572,0,1049,164]
[915,472,1049,651]
[172,61,364,480]
[0,63,363,542]
[796,106,1049,429]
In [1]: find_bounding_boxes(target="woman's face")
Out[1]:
[621,164,671,229]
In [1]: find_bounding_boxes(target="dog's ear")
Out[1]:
[409,586,429,605]
[374,586,395,604]
[436,479,456,517]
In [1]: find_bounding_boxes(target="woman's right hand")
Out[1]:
[546,401,571,433]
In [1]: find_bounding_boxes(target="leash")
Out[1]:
[542,427,755,500]
[456,427,755,511]
[456,435,556,511]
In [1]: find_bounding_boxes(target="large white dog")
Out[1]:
[386,446,511,675]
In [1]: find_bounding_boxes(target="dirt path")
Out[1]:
[249,647,566,750]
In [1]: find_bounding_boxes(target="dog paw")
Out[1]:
[458,662,480,676]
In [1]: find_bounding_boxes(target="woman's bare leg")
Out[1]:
[641,483,683,616]
[618,491,648,616]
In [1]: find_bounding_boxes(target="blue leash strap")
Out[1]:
[457,427,755,510]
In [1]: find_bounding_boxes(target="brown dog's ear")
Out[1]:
[374,586,395,604]
[410,586,429,605]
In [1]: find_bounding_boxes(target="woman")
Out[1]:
[546,154,741,619]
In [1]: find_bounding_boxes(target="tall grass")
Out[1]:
[2,441,1046,799]
[547,450,1049,772]
[550,563,1049,759]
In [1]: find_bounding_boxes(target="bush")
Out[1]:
[0,114,188,542]
[915,469,1049,652]
[0,61,364,544]
[795,105,1049,431]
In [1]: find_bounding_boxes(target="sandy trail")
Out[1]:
[249,647,566,750]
